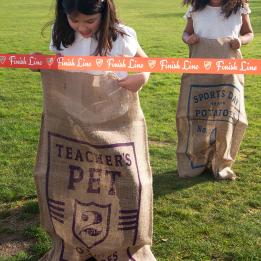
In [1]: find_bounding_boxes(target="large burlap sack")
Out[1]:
[176,38,247,180]
[34,70,156,261]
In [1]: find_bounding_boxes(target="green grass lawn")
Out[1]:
[0,0,260,260]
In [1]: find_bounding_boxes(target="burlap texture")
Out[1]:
[176,38,247,180]
[34,71,155,260]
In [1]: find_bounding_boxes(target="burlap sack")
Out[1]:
[34,70,156,261]
[176,38,247,180]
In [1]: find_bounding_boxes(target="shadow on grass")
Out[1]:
[0,201,39,242]
[153,169,214,199]
[0,201,45,260]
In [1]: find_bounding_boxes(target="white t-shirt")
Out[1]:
[50,24,138,77]
[184,5,251,39]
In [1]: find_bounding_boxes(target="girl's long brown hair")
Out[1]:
[51,0,126,55]
[183,0,249,18]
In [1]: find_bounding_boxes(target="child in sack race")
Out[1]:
[176,0,254,180]
[34,0,156,260]
[49,0,150,89]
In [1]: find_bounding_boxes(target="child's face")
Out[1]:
[209,0,222,6]
[67,12,102,38]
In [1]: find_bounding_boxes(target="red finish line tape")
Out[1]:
[0,54,261,75]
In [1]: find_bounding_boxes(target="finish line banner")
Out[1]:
[0,54,261,75]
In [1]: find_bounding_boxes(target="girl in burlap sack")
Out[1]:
[176,0,254,180]
[34,0,156,260]
[49,0,150,90]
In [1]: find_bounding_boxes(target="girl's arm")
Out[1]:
[117,44,150,92]
[182,17,199,45]
[239,14,254,44]
[230,14,254,49]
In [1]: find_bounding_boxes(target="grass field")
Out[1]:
[0,0,260,260]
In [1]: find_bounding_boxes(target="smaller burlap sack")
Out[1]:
[176,38,247,180]
[34,70,156,261]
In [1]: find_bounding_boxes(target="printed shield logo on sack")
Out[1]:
[45,132,143,255]
[73,200,111,249]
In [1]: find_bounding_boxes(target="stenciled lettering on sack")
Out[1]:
[55,143,133,196]
[46,133,141,253]
[190,85,241,122]
[100,251,118,261]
